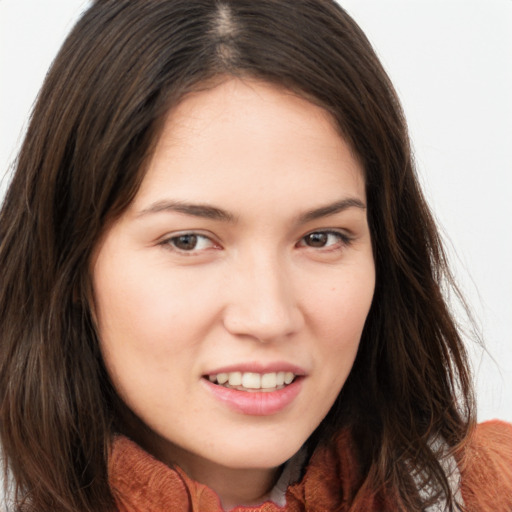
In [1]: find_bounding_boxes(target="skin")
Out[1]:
[92,78,375,509]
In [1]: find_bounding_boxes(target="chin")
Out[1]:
[207,433,309,470]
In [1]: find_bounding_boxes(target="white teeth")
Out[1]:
[207,371,297,390]
[228,371,242,386]
[261,372,277,388]
[216,373,229,384]
[242,372,261,389]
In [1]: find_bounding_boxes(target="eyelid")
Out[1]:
[158,231,221,254]
[157,228,353,255]
[297,229,354,249]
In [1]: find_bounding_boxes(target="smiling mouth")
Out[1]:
[204,371,297,392]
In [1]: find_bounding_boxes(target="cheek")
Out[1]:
[305,260,375,395]
[309,262,375,343]
[92,257,227,407]
[94,256,211,348]
[92,269,196,416]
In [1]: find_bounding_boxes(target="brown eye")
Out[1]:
[304,232,329,247]
[164,233,216,253]
[171,234,199,251]
[299,231,350,250]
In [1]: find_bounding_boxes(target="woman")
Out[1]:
[0,1,510,511]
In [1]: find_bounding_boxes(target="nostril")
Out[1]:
[222,305,304,343]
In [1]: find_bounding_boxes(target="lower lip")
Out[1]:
[202,377,303,416]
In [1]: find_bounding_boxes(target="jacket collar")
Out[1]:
[108,429,369,511]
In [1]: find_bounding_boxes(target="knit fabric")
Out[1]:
[108,421,512,512]
[458,420,512,510]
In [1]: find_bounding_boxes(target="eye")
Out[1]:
[163,233,216,252]
[299,230,350,249]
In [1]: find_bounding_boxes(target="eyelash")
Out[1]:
[297,230,352,251]
[160,233,217,254]
[159,230,352,255]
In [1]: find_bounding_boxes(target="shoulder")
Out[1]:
[459,420,512,511]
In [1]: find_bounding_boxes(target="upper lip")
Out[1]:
[204,362,307,376]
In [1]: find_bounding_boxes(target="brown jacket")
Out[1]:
[109,420,512,511]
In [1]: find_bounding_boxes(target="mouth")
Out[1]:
[204,371,298,392]
[202,369,304,415]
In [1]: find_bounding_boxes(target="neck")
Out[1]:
[178,452,282,510]
[153,439,282,510]
[123,415,283,510]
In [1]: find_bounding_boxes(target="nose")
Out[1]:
[222,253,304,343]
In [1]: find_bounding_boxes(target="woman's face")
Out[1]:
[92,79,375,476]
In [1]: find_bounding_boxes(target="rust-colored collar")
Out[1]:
[108,429,370,512]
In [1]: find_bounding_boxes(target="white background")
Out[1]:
[1,0,511,422]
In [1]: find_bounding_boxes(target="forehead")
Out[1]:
[129,78,365,217]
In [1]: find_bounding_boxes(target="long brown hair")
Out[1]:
[0,1,474,510]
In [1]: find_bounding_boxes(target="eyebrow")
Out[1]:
[136,200,236,222]
[297,198,366,224]
[136,197,366,223]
